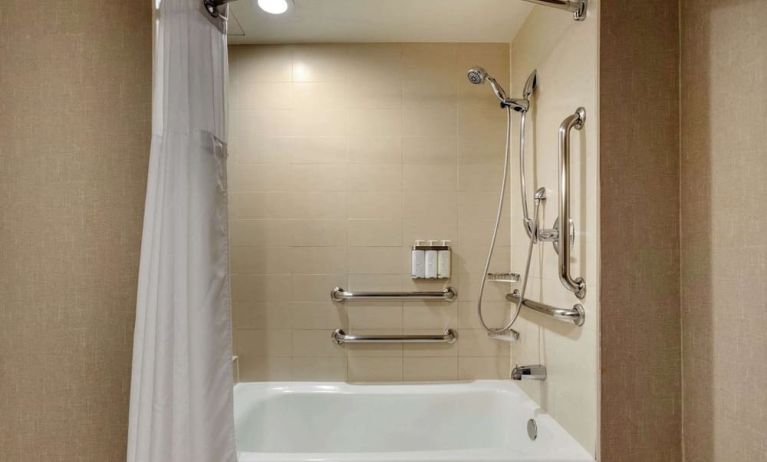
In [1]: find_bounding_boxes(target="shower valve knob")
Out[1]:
[551,218,575,255]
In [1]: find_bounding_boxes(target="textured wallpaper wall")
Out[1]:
[0,1,151,460]
[600,0,682,460]
[681,1,767,460]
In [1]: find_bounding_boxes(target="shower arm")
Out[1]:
[519,0,587,21]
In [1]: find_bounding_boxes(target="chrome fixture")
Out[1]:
[466,67,535,113]
[511,364,547,381]
[202,0,236,18]
[556,108,586,298]
[520,0,587,21]
[487,272,521,283]
[331,287,457,302]
[507,290,585,326]
[488,329,520,342]
[517,108,587,299]
[527,419,539,441]
[471,69,538,341]
[472,69,538,341]
[332,329,457,345]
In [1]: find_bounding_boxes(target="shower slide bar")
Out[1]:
[506,291,585,326]
[331,287,457,302]
[520,0,587,21]
[332,329,458,345]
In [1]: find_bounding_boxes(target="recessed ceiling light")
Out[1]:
[257,0,289,14]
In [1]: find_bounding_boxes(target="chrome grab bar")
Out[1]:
[520,0,587,21]
[332,329,458,345]
[557,107,587,299]
[331,287,457,302]
[507,291,585,326]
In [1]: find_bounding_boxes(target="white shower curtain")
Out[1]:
[127,0,236,461]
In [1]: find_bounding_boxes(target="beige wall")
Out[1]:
[0,1,151,461]
[600,0,682,460]
[509,5,599,455]
[228,43,514,382]
[681,1,767,460]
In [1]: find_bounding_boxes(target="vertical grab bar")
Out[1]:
[558,107,587,299]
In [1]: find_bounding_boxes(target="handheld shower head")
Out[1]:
[466,66,532,112]
[467,67,509,102]
[467,67,488,85]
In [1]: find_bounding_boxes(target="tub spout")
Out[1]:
[511,364,547,381]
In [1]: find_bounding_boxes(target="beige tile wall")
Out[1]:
[508,5,599,456]
[681,1,767,461]
[228,43,514,382]
[0,1,151,460]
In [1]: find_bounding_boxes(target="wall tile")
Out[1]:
[404,357,458,382]
[458,357,510,380]
[403,164,458,192]
[348,247,405,274]
[233,301,292,330]
[292,357,347,381]
[237,329,293,358]
[290,302,347,330]
[293,330,346,357]
[230,43,510,383]
[290,247,347,274]
[348,136,402,164]
[347,164,402,192]
[231,246,293,274]
[348,220,402,247]
[348,357,404,382]
[347,192,402,220]
[289,220,347,247]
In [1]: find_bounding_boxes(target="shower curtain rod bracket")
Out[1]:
[520,0,587,21]
[203,0,237,18]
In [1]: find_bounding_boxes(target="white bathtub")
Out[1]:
[234,381,593,462]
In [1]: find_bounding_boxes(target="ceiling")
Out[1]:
[228,0,534,44]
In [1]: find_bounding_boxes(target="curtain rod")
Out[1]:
[519,0,587,21]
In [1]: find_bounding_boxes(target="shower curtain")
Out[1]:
[127,0,236,461]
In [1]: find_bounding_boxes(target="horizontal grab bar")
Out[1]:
[331,287,457,302]
[332,329,458,345]
[507,291,585,326]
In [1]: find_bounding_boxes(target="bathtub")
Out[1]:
[234,381,593,462]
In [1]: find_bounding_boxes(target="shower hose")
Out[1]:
[476,107,539,337]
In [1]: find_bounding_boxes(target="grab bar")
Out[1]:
[557,107,587,299]
[332,329,458,345]
[507,291,585,326]
[331,287,457,302]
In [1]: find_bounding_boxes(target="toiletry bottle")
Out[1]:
[437,240,451,278]
[411,240,426,278]
[425,240,439,279]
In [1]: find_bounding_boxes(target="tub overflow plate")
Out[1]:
[527,418,538,441]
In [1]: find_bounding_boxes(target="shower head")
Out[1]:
[466,66,532,113]
[467,67,488,85]
[466,67,509,103]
